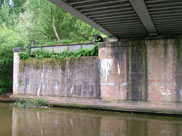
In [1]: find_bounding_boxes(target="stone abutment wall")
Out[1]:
[13,38,182,114]
[13,55,100,99]
[99,38,182,103]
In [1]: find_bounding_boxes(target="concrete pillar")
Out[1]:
[99,41,128,101]
[12,48,21,95]
[99,38,182,103]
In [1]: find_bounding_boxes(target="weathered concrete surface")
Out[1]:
[12,38,182,114]
[13,51,20,95]
[14,57,100,99]
[99,38,182,105]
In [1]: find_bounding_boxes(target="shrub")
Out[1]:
[0,24,27,94]
[19,44,98,59]
[11,98,51,108]
[0,89,3,95]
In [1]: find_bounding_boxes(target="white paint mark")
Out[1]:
[68,68,69,74]
[54,82,59,90]
[101,82,115,86]
[70,86,73,94]
[161,129,171,134]
[161,87,171,96]
[120,82,128,87]
[117,63,120,75]
[70,118,73,126]
[179,90,182,96]
[161,91,171,96]
[14,81,18,88]
[37,68,44,96]
[54,120,58,125]
[101,59,112,82]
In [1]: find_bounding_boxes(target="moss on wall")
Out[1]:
[19,58,67,72]
[163,39,169,56]
[174,37,182,102]
[174,37,182,62]
[152,40,158,48]
[127,40,148,101]
[141,40,148,101]
[19,57,98,73]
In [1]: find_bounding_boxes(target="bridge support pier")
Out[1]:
[99,37,182,105]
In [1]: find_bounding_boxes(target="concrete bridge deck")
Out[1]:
[49,0,182,38]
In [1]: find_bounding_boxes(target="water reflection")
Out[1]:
[12,108,101,136]
[0,103,12,136]
[1,103,182,136]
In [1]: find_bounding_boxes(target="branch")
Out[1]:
[51,9,61,41]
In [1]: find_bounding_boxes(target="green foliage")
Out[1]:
[174,38,182,62]
[0,24,27,94]
[0,1,28,94]
[0,89,3,95]
[11,98,51,108]
[0,3,16,27]
[0,0,102,45]
[19,48,31,59]
[17,0,102,44]
[19,45,98,60]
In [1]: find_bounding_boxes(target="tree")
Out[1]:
[0,1,27,94]
[18,0,101,44]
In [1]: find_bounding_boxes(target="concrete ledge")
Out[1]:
[12,48,22,52]
[11,95,182,115]
[31,43,95,54]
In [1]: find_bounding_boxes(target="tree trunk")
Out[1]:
[52,14,61,41]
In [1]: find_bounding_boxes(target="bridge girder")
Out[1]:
[49,0,182,38]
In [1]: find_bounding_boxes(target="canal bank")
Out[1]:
[12,37,182,115]
[11,95,182,115]
[0,93,15,102]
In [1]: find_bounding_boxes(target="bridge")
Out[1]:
[12,0,182,114]
[49,0,182,38]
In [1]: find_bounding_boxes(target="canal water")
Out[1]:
[1,102,182,136]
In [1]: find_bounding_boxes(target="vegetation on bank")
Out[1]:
[0,25,26,95]
[19,45,98,60]
[11,98,51,108]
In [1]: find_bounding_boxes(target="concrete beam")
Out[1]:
[48,0,113,37]
[128,0,157,35]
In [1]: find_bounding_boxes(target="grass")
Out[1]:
[11,98,51,108]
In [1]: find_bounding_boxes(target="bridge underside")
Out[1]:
[49,0,182,38]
